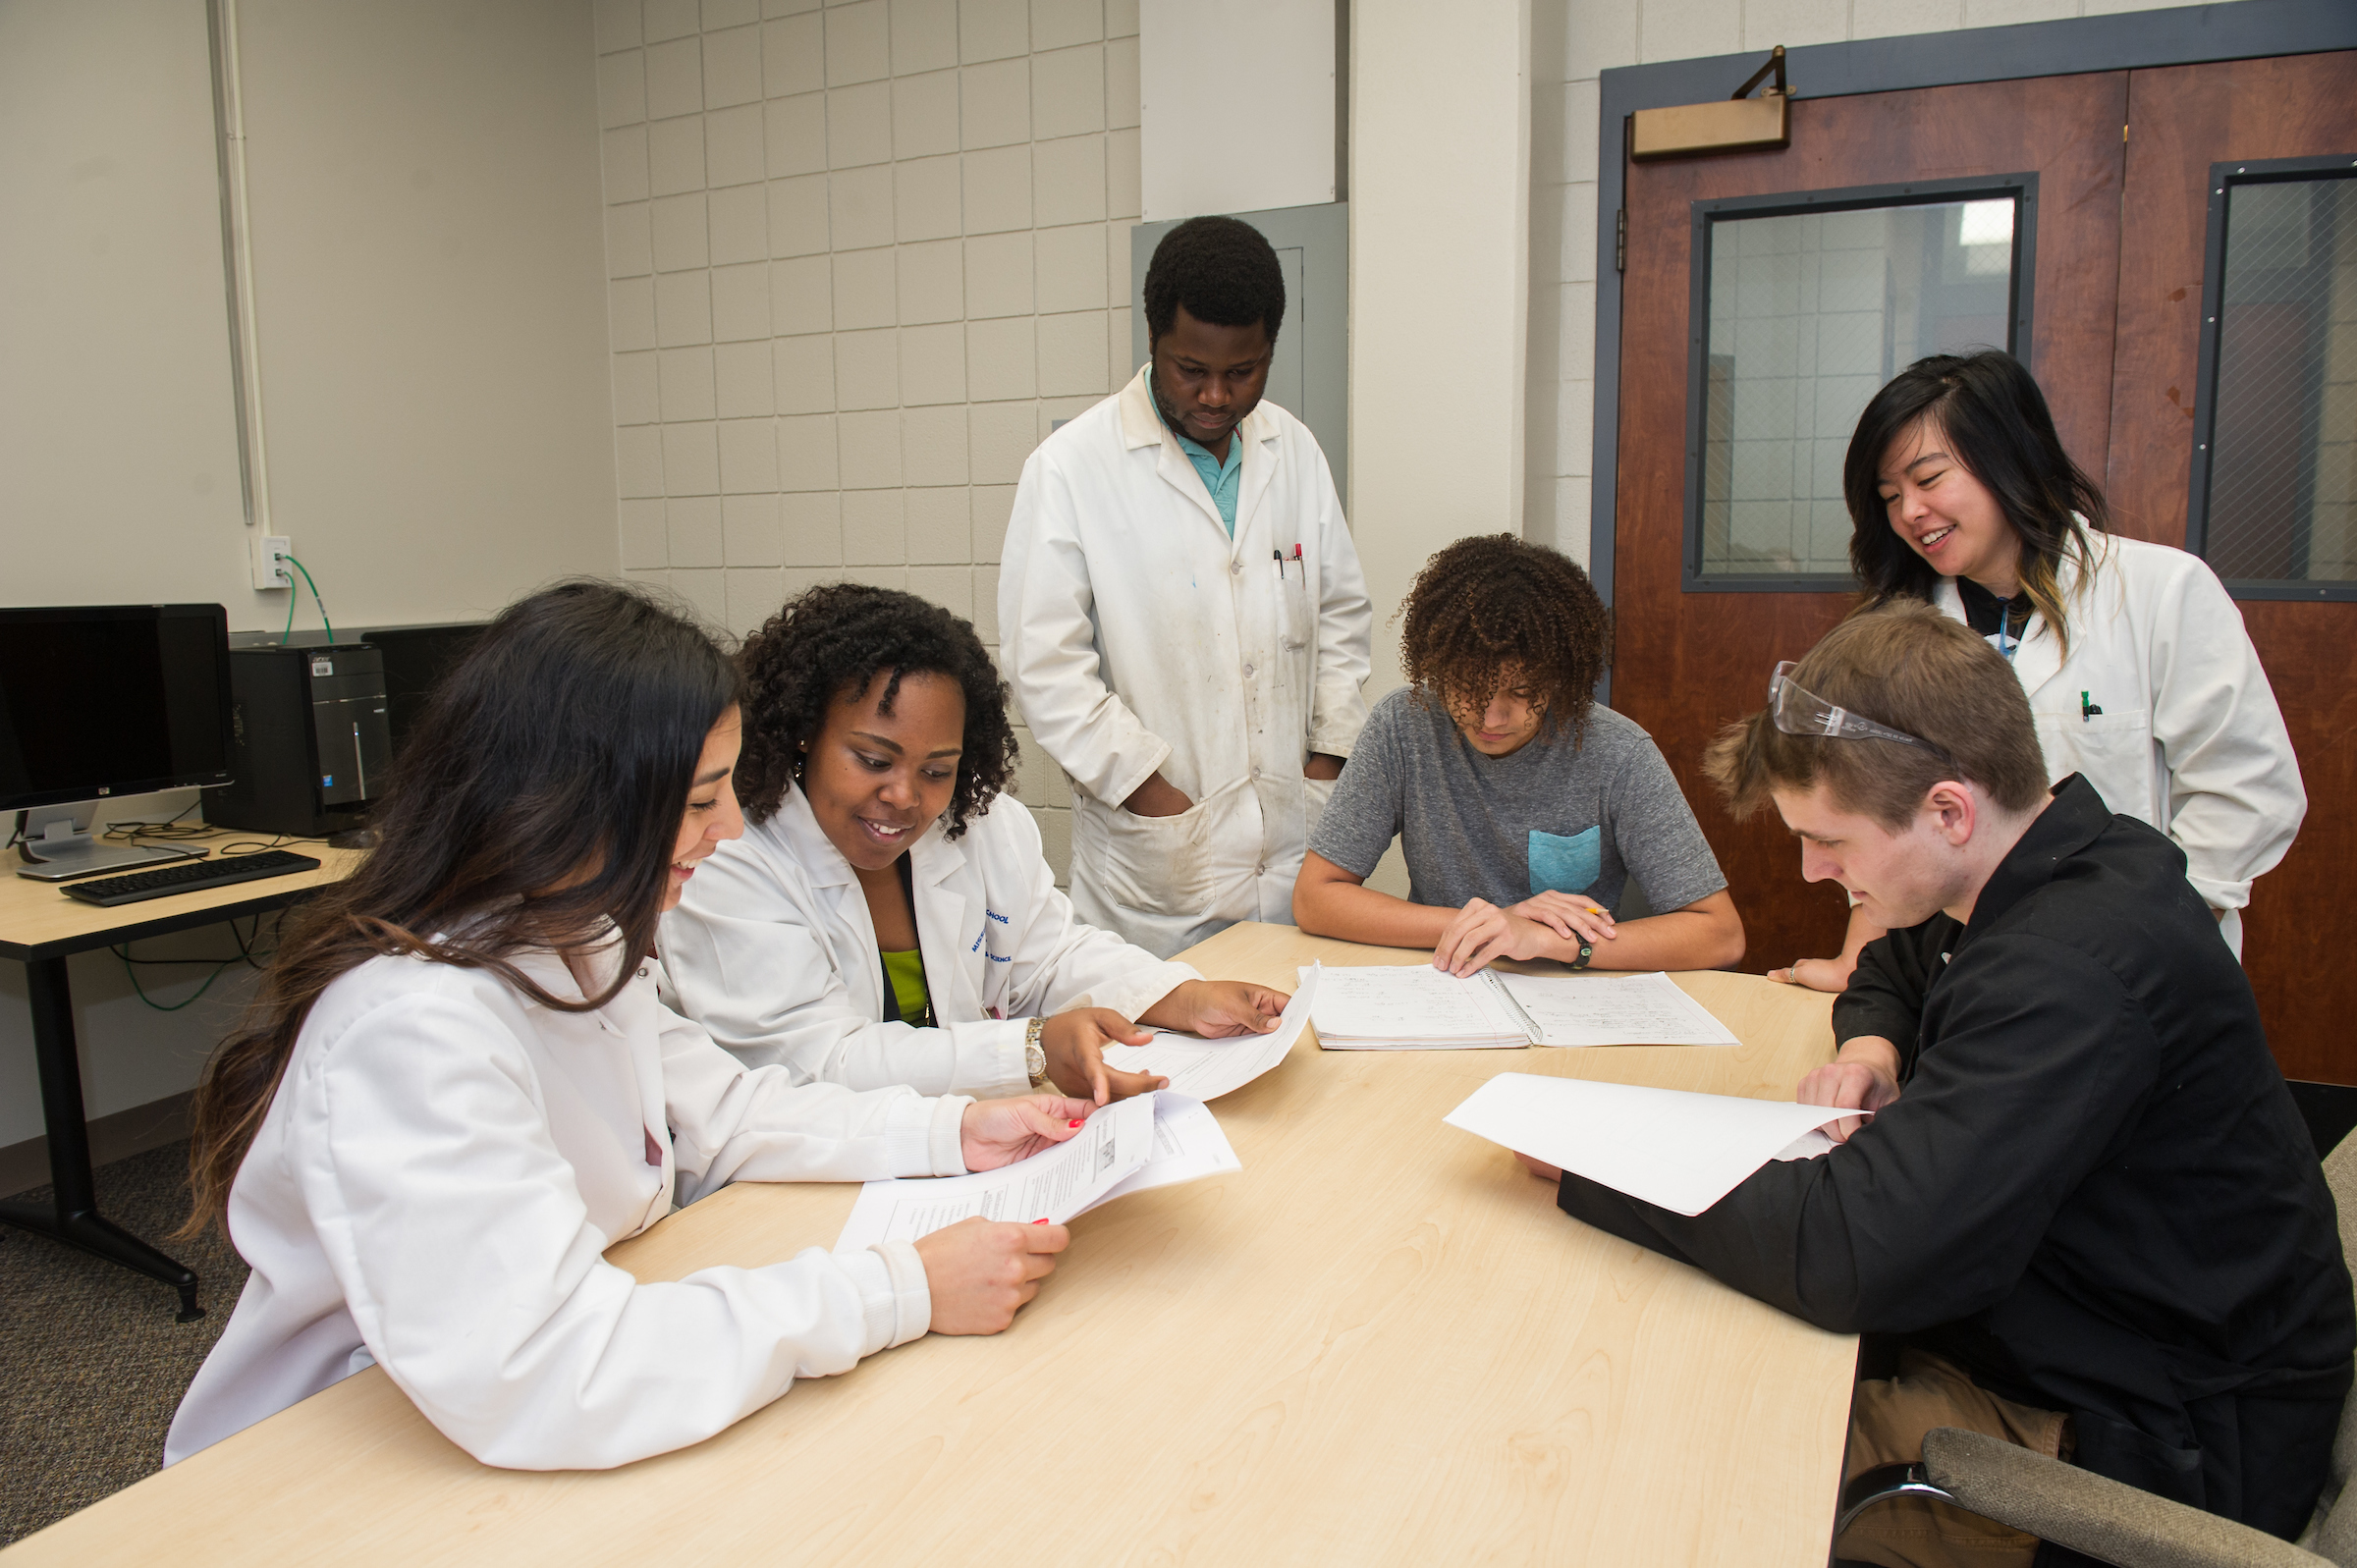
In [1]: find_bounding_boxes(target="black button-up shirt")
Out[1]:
[1555,775,2351,1539]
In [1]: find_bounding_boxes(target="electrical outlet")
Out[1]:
[252,534,293,590]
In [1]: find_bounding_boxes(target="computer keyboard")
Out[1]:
[61,849,324,907]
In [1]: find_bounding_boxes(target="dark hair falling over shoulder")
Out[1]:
[1843,350,2110,657]
[180,580,742,1239]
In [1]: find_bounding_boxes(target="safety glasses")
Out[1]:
[1768,662,1942,753]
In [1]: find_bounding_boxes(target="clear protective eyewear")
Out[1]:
[1768,662,1942,753]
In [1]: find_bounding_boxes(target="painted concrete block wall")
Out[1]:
[595,0,1148,881]
[1524,0,2264,569]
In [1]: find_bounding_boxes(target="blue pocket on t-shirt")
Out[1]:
[1528,827,1602,897]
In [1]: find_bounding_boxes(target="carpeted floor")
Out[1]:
[0,1141,247,1546]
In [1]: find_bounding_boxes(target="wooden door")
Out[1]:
[2104,52,2357,1082]
[1612,75,2130,975]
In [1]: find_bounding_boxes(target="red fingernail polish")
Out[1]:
[1032,1217,1048,1224]
[1068,1117,1085,1128]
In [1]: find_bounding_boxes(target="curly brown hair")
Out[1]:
[1398,534,1612,747]
[736,582,1019,837]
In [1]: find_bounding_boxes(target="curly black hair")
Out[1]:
[735,582,1019,838]
[1142,215,1287,343]
[1397,534,1613,749]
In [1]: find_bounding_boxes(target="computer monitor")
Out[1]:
[1,604,234,879]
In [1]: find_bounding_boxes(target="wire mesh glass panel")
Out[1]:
[1698,198,2018,579]
[2204,176,2357,586]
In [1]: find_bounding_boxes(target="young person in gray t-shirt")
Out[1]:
[1293,535,1745,976]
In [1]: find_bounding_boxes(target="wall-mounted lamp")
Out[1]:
[1630,46,1790,161]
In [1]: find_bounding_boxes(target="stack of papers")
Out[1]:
[1444,1072,1866,1216]
[1101,965,1319,1098]
[833,1091,1239,1249]
[1302,965,1738,1050]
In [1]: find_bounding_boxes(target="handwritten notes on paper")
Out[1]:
[1303,965,1738,1050]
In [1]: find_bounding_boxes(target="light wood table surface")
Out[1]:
[0,833,365,962]
[11,922,1853,1567]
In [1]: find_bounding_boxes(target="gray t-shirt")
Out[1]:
[1310,687,1727,917]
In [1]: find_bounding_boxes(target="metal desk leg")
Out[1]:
[0,955,203,1321]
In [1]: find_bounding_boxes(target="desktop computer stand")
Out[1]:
[0,957,202,1321]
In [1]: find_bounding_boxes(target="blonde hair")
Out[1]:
[1703,601,2048,831]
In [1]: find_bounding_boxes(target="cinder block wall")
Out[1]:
[596,0,1149,879]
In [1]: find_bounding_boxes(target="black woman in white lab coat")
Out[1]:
[660,582,1288,1108]
[1777,351,2303,991]
[167,583,1093,1470]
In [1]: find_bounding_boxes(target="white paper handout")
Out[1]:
[834,1091,1238,1249]
[1102,965,1319,1099]
[1494,971,1739,1048]
[1444,1072,1867,1216]
[1074,1093,1241,1216]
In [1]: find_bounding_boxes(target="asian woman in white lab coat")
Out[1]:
[166,582,1093,1471]
[1778,351,2304,991]
[660,582,1289,1107]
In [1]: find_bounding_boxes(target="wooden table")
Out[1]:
[0,833,362,1318]
[8,923,1853,1565]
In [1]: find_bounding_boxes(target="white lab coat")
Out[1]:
[1931,531,2305,954]
[165,940,966,1471]
[1000,365,1374,958]
[659,785,1201,1096]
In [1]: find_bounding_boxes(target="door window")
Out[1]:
[2190,158,2357,600]
[1685,178,2035,589]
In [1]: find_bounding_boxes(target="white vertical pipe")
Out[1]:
[205,0,271,534]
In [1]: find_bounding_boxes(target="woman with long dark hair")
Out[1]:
[1776,351,2303,992]
[660,583,1288,1107]
[166,582,1092,1470]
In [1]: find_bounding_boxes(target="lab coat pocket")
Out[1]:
[1086,779,1252,916]
[2035,706,2157,822]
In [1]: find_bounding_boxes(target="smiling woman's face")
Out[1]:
[800,670,965,870]
[1878,416,2023,595]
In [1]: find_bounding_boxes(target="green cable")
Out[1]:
[113,949,242,1012]
[282,579,297,643]
[282,555,335,644]
[112,916,276,1012]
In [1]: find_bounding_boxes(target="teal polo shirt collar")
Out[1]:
[1174,427,1243,536]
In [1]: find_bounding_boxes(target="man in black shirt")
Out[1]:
[1526,603,2349,1567]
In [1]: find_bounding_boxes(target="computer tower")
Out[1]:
[208,644,393,837]
[231,621,485,761]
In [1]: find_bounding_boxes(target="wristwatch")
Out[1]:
[1023,1016,1051,1089]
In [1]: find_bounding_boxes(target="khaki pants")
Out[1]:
[1836,1350,2073,1568]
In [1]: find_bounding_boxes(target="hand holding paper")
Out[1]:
[912,1217,1069,1334]
[960,1093,1099,1168]
[1446,1073,1871,1217]
[1102,965,1319,1100]
[838,1091,1241,1250]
